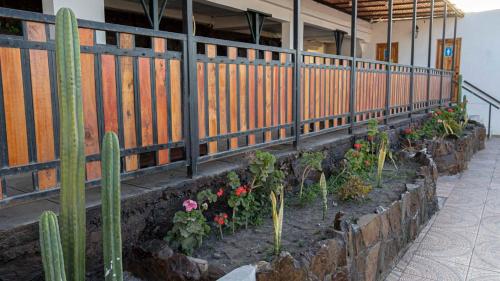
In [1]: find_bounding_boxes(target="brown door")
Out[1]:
[436,38,461,72]
[436,38,462,101]
[376,42,399,63]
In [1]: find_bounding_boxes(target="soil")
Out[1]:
[193,158,421,273]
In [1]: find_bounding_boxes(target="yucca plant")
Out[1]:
[319,173,328,220]
[39,8,123,281]
[376,132,389,188]
[270,185,284,256]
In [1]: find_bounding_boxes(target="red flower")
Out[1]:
[214,213,228,226]
[447,108,454,113]
[235,186,248,197]
[214,215,225,226]
[403,128,412,135]
[434,110,442,116]
[216,188,224,197]
[353,143,362,151]
[367,135,374,142]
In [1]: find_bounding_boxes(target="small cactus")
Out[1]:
[39,211,67,281]
[55,7,86,281]
[101,132,123,281]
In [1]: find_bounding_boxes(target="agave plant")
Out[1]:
[376,132,389,188]
[319,173,328,220]
[270,185,284,256]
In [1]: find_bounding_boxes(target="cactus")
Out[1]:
[101,132,123,281]
[39,211,67,281]
[55,7,86,281]
[39,8,124,281]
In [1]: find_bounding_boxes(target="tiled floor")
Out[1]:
[385,138,500,281]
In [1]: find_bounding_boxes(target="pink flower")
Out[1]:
[182,199,198,212]
[216,188,224,197]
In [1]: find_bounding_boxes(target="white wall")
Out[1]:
[366,10,500,135]
[43,0,105,22]
[365,17,456,67]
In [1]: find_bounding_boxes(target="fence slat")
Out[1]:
[119,33,138,171]
[206,44,217,153]
[228,47,238,149]
[27,22,57,188]
[0,47,29,167]
[153,38,169,164]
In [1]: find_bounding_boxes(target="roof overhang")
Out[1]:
[314,0,464,22]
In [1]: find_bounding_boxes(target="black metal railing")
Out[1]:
[0,7,454,206]
[461,80,500,138]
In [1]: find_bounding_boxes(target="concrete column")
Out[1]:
[282,20,303,50]
[42,0,106,43]
[281,21,293,49]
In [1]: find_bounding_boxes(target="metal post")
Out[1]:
[293,0,301,147]
[183,0,199,177]
[385,0,393,124]
[439,3,447,106]
[150,0,159,30]
[425,0,434,112]
[409,0,418,118]
[140,0,167,30]
[348,0,358,133]
[450,14,458,102]
[333,29,347,56]
[488,104,492,139]
[246,10,271,44]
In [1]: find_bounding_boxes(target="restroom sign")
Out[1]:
[444,46,453,57]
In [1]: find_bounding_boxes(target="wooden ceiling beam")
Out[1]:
[314,0,462,21]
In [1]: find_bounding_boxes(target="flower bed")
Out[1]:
[124,103,486,281]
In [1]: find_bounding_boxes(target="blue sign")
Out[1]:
[444,46,453,57]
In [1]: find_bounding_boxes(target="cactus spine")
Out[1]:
[40,211,67,281]
[101,132,123,281]
[55,8,86,281]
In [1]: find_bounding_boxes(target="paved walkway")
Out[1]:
[386,138,500,281]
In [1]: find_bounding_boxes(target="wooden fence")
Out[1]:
[0,8,453,204]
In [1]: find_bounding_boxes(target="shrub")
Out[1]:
[337,175,372,201]
[298,151,325,199]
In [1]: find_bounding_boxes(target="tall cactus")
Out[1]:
[55,8,86,281]
[101,132,123,281]
[39,211,67,281]
[39,7,124,281]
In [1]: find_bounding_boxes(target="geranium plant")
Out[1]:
[165,199,210,255]
[213,213,228,239]
[228,184,258,232]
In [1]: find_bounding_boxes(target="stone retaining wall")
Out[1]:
[426,122,486,175]
[254,151,438,281]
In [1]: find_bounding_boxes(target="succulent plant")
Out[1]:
[39,8,123,281]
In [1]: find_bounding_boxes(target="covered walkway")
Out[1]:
[386,138,500,280]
